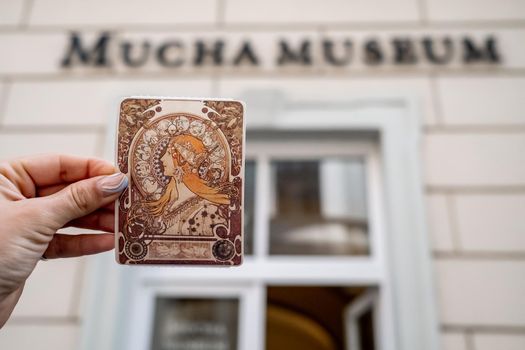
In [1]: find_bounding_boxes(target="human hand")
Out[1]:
[0,154,128,327]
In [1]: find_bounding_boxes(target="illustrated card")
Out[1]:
[116,98,245,265]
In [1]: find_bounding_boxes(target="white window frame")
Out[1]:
[128,284,263,350]
[345,288,380,350]
[80,96,439,350]
[247,136,393,350]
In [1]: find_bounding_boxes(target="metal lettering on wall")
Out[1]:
[60,32,501,70]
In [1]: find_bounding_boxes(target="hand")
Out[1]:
[0,154,128,328]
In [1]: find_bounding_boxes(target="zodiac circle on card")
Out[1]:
[128,113,234,239]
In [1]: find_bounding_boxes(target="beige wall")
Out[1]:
[1,1,525,349]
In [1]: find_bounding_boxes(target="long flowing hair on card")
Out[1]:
[146,134,230,216]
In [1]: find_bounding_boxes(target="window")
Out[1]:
[269,158,368,256]
[83,97,438,350]
[267,286,377,350]
[151,298,239,350]
[120,132,390,350]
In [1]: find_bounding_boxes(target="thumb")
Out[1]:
[45,172,128,227]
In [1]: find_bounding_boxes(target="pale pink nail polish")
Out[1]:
[99,173,128,196]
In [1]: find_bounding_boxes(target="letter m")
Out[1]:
[277,40,312,65]
[61,32,111,67]
[463,36,500,64]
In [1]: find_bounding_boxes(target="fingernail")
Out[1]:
[99,172,128,196]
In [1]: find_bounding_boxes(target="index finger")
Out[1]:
[5,154,116,198]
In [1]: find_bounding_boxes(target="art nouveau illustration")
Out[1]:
[116,98,244,265]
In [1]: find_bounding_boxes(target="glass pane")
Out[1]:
[269,158,368,256]
[266,286,376,350]
[358,308,376,350]
[151,297,239,350]
[244,160,256,255]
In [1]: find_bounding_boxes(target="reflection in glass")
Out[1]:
[151,298,239,350]
[269,159,368,256]
[243,160,256,255]
[266,286,376,350]
[357,307,376,350]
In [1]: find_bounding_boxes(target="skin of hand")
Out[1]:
[0,154,128,328]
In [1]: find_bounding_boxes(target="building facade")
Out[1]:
[0,0,525,349]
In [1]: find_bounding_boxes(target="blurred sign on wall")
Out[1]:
[60,31,501,71]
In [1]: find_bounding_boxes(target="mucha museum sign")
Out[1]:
[60,31,501,71]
